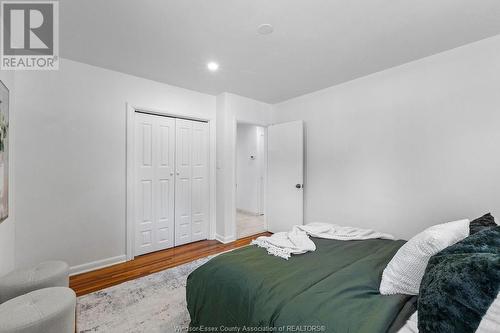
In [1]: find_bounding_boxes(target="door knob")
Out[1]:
[295,184,303,189]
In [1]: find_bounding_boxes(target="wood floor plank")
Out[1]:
[70,232,271,296]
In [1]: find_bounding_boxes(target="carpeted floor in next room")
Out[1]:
[77,256,212,333]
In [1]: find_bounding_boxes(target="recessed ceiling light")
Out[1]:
[257,24,274,35]
[207,62,219,72]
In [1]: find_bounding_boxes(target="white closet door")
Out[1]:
[190,121,209,242]
[174,119,193,246]
[174,119,209,246]
[134,113,175,256]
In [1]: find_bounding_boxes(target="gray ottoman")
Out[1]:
[0,287,76,333]
[0,261,69,303]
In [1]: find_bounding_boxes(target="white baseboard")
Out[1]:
[215,233,236,244]
[69,255,127,276]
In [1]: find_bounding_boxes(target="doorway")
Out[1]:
[235,123,267,239]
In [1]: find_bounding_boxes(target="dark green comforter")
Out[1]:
[187,238,416,333]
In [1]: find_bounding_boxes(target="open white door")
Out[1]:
[267,120,304,233]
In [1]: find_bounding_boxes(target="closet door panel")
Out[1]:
[135,113,175,256]
[155,117,176,251]
[175,119,193,246]
[191,121,209,242]
[135,116,155,255]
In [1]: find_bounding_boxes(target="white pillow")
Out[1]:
[380,219,469,295]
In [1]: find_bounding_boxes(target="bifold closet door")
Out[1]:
[175,119,209,246]
[134,113,176,256]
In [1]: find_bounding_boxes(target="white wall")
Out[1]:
[11,34,499,272]
[236,124,265,214]
[0,71,15,277]
[273,35,500,240]
[215,94,229,240]
[216,93,272,242]
[14,58,216,272]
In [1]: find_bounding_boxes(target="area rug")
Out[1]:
[77,256,212,333]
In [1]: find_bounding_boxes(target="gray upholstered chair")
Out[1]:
[0,261,69,303]
[0,287,76,333]
[0,261,75,333]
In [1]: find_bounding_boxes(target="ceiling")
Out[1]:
[60,0,500,103]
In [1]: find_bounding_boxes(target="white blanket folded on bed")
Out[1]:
[251,222,395,260]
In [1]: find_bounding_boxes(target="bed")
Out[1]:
[186,237,417,333]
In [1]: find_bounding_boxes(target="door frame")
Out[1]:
[125,103,216,260]
[233,121,269,238]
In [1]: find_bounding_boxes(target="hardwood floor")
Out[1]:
[70,232,271,296]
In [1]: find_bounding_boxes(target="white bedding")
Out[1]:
[251,222,394,259]
[398,312,418,333]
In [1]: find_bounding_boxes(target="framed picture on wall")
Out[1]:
[0,80,9,223]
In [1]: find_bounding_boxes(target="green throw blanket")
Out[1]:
[418,226,500,333]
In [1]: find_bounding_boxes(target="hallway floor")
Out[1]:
[236,210,266,239]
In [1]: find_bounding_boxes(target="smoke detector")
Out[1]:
[257,24,274,35]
